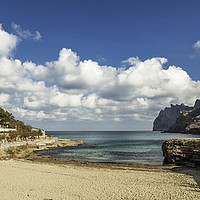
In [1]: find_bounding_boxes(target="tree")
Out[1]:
[32,129,43,139]
[0,107,15,127]
[15,121,32,140]
[8,131,18,141]
[0,107,41,142]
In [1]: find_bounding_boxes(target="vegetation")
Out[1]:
[0,107,43,142]
[0,134,6,142]
[0,107,15,128]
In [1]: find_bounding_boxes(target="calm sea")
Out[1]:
[37,131,200,165]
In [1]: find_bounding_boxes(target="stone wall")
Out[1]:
[162,139,200,167]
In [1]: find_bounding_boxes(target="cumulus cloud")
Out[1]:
[0,24,200,129]
[23,49,199,120]
[11,22,42,40]
[0,24,18,57]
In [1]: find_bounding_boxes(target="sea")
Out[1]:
[37,131,200,165]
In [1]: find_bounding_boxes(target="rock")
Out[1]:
[162,139,200,167]
[194,99,200,109]
[153,99,200,131]
[167,108,200,134]
[0,138,84,160]
[153,104,192,131]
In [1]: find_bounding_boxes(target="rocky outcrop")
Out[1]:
[167,108,200,134]
[162,139,200,167]
[153,99,200,131]
[0,136,84,160]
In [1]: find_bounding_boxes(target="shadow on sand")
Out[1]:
[171,166,200,192]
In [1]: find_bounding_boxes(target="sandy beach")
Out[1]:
[0,158,200,200]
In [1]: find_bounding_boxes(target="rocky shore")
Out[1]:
[0,136,83,160]
[162,138,200,167]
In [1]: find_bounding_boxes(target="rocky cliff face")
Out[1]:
[194,99,200,109]
[153,100,200,131]
[162,139,200,167]
[153,104,192,131]
[167,107,200,134]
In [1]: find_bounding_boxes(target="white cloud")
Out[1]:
[11,22,42,40]
[193,40,200,49]
[122,56,140,66]
[82,93,98,108]
[191,40,200,58]
[0,93,10,106]
[35,31,42,40]
[0,24,200,130]
[0,24,18,57]
[49,91,82,107]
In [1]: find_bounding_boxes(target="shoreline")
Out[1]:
[5,137,200,173]
[23,151,174,170]
[0,135,83,160]
[0,136,173,170]
[0,135,195,169]
[1,135,199,170]
[0,134,166,168]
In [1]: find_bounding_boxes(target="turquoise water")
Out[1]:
[38,131,200,165]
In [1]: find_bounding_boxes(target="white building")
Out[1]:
[0,127,17,135]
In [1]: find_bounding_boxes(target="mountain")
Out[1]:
[153,99,200,131]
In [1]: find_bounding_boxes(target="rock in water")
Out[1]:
[153,99,200,131]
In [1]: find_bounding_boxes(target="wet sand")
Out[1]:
[0,156,200,200]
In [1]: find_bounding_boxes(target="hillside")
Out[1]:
[0,107,43,141]
[0,107,16,128]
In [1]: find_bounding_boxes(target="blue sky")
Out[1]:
[1,0,200,76]
[0,0,200,130]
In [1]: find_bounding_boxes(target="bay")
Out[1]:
[36,131,200,165]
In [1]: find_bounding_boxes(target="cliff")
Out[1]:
[167,108,200,134]
[162,139,200,167]
[153,99,200,131]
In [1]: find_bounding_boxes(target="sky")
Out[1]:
[0,0,200,131]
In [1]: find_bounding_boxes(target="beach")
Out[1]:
[0,158,200,200]
[0,134,200,200]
